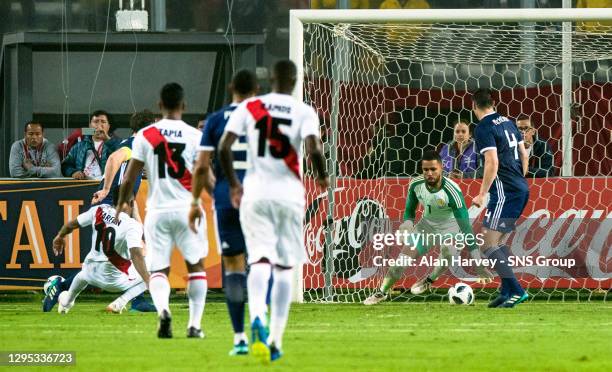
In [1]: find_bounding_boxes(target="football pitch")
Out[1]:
[1,295,610,371]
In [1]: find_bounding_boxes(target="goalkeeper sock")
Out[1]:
[149,272,171,316]
[247,263,271,325]
[225,271,247,335]
[268,267,293,350]
[381,255,409,293]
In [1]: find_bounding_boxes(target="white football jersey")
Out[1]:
[225,93,320,205]
[77,204,143,274]
[131,119,203,211]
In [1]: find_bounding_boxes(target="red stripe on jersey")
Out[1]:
[94,208,132,275]
[150,273,167,280]
[188,275,207,281]
[142,126,193,191]
[246,99,301,180]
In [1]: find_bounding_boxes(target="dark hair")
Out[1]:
[112,187,133,207]
[422,150,442,163]
[130,110,156,133]
[232,69,257,96]
[160,82,184,110]
[24,121,43,132]
[471,88,494,109]
[272,60,297,84]
[90,110,110,122]
[515,114,530,122]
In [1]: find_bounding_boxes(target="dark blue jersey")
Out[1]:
[474,112,528,194]
[96,136,143,206]
[199,104,248,210]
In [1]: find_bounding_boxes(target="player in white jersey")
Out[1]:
[219,60,329,363]
[51,189,150,314]
[116,82,208,339]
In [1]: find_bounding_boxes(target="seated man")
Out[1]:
[516,116,556,178]
[57,110,121,161]
[48,189,151,314]
[9,121,61,178]
[61,113,119,180]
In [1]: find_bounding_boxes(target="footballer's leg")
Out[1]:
[218,209,249,355]
[57,271,89,314]
[184,258,207,338]
[145,212,173,338]
[364,222,430,305]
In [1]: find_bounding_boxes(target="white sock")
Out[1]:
[187,272,207,329]
[247,263,272,325]
[268,267,293,350]
[63,271,89,305]
[234,332,247,345]
[110,282,147,310]
[149,272,171,316]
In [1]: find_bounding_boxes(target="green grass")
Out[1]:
[0,295,611,371]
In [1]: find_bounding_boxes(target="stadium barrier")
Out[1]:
[0,179,221,290]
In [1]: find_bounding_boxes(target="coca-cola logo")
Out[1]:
[304,190,387,267]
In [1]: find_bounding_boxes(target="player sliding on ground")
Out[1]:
[116,83,208,338]
[51,189,150,314]
[188,70,258,356]
[219,60,328,363]
[364,151,492,306]
[471,88,530,308]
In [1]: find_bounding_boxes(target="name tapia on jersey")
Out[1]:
[131,119,203,210]
[224,92,321,206]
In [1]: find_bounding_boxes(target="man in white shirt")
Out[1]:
[218,60,329,363]
[116,82,208,339]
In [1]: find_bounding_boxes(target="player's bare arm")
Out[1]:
[129,246,150,286]
[304,135,329,190]
[52,219,81,256]
[188,150,215,233]
[218,131,243,208]
[518,142,529,176]
[473,150,498,208]
[92,147,130,204]
[116,159,144,220]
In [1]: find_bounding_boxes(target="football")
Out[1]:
[448,282,474,305]
[43,275,64,296]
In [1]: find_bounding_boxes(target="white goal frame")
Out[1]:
[289,7,612,303]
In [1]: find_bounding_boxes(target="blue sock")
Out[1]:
[225,272,247,334]
[484,245,523,296]
[60,273,76,292]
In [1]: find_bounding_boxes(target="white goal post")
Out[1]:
[290,8,612,303]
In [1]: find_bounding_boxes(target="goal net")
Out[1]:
[293,9,612,303]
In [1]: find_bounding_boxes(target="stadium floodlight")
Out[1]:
[290,8,612,303]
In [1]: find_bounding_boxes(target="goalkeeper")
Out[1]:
[364,151,491,305]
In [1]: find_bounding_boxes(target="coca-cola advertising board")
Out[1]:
[304,177,611,289]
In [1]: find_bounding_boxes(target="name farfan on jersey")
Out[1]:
[264,103,291,114]
[101,211,122,226]
[160,129,183,138]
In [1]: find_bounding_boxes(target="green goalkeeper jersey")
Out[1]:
[403,175,474,239]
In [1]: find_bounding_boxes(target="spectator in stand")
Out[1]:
[516,116,556,178]
[61,112,118,180]
[438,119,480,179]
[9,121,62,178]
[57,110,121,161]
